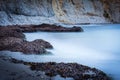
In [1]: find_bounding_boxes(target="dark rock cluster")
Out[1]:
[0,24,111,80]
[0,24,83,32]
[11,58,111,80]
[27,24,83,32]
[0,24,82,54]
[0,26,25,39]
[0,26,53,54]
[0,37,52,54]
[30,63,110,80]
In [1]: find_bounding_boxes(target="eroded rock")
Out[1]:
[0,24,82,54]
[32,39,53,49]
[15,24,84,32]
[0,26,25,39]
[0,26,53,54]
[32,24,83,32]
[1,0,119,26]
[10,58,111,80]
[0,37,51,54]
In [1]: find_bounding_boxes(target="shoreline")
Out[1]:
[0,53,111,80]
[0,24,111,80]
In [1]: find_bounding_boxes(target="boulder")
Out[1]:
[21,41,46,54]
[0,37,53,54]
[0,26,53,54]
[32,39,53,49]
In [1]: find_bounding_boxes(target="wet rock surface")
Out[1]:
[0,24,82,53]
[1,24,83,32]
[32,39,53,49]
[0,26,53,54]
[10,58,111,80]
[0,37,53,54]
[0,26,25,39]
[0,25,111,80]
[19,24,83,32]
[0,55,51,80]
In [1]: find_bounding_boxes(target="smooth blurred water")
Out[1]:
[1,24,120,80]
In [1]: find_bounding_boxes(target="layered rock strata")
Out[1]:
[0,0,119,26]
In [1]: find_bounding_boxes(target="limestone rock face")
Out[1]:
[0,0,119,25]
[101,0,120,23]
[0,0,54,17]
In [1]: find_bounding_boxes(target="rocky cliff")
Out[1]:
[0,0,119,25]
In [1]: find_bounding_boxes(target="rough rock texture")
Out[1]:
[0,27,25,39]
[18,24,84,32]
[0,24,83,32]
[0,0,119,25]
[32,39,53,49]
[101,0,120,23]
[0,27,53,54]
[0,55,53,80]
[11,58,111,80]
[0,37,53,54]
[0,24,82,54]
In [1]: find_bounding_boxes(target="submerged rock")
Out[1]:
[10,58,111,80]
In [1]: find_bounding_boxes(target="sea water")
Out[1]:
[1,24,120,80]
